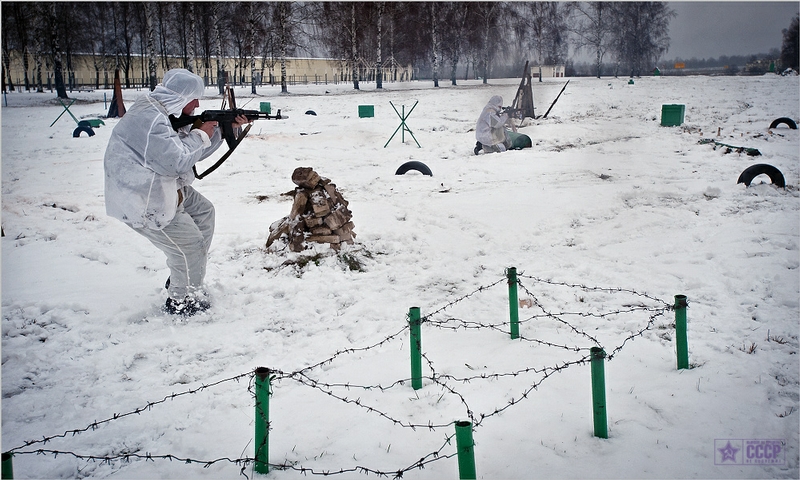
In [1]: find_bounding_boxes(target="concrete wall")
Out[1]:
[4,51,413,90]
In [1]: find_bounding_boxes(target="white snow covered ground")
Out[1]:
[2,74,798,479]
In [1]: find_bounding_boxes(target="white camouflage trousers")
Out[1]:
[131,186,215,301]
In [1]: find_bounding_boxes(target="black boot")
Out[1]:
[163,296,211,316]
[474,141,482,155]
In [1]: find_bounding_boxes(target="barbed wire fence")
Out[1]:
[3,269,679,479]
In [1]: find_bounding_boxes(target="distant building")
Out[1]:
[531,64,566,79]
[2,50,413,91]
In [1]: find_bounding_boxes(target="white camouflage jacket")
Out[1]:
[103,69,223,229]
[475,95,509,146]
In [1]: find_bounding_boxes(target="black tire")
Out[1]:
[73,126,95,137]
[305,110,317,116]
[737,163,786,188]
[769,117,797,129]
[395,161,433,176]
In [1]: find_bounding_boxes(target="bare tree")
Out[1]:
[246,3,267,94]
[430,2,439,87]
[609,2,675,77]
[31,3,46,93]
[194,3,214,83]
[7,3,33,90]
[317,2,368,89]
[155,3,172,73]
[186,3,197,73]
[84,3,110,89]
[277,2,292,92]
[438,3,470,86]
[2,10,17,92]
[212,4,225,93]
[46,3,68,98]
[171,2,196,72]
[111,2,137,88]
[516,2,571,81]
[571,2,614,78]
[350,4,360,89]
[376,2,384,88]
[144,2,158,90]
[473,2,505,84]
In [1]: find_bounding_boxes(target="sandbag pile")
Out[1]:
[266,167,356,252]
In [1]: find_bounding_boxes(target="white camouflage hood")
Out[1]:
[150,68,205,116]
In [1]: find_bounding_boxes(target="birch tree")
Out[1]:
[212,4,225,93]
[440,2,471,86]
[572,2,613,78]
[610,2,675,77]
[2,12,16,92]
[350,3,359,89]
[473,2,503,84]
[316,2,365,89]
[144,2,158,90]
[519,2,571,81]
[376,2,384,89]
[430,2,439,87]
[47,3,67,98]
[277,2,291,92]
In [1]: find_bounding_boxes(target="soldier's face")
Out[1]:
[182,99,200,115]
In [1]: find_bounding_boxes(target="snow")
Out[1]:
[2,74,798,479]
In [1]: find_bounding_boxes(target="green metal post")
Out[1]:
[409,307,423,390]
[254,367,270,474]
[455,421,476,480]
[49,98,77,127]
[590,347,608,439]
[401,104,405,143]
[384,101,421,148]
[2,452,12,479]
[507,267,519,339]
[675,295,689,370]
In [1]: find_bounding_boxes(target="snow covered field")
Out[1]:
[2,73,798,479]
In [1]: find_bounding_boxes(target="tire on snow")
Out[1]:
[769,117,797,129]
[395,161,433,176]
[73,126,95,137]
[737,163,786,188]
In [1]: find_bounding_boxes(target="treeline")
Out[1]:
[0,1,708,98]
[667,51,781,70]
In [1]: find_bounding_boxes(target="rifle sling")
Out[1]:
[193,123,252,180]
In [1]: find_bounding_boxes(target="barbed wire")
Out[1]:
[424,316,590,352]
[419,278,507,323]
[517,273,673,309]
[516,276,668,361]
[8,442,458,480]
[6,371,253,453]
[285,323,411,379]
[5,271,674,478]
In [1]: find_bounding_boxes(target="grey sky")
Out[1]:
[666,2,799,60]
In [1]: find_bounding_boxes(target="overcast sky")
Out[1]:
[666,1,799,60]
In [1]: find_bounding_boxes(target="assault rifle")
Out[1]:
[169,108,286,179]
[501,106,524,119]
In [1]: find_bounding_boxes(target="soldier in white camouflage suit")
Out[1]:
[475,95,512,154]
[104,68,248,316]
